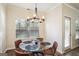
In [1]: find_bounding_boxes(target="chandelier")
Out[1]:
[27,3,45,23]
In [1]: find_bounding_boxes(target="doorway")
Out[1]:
[64,16,71,51]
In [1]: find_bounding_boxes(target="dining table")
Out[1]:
[19,40,51,56]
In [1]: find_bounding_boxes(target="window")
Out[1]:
[75,20,79,39]
[64,16,71,49]
[16,19,39,39]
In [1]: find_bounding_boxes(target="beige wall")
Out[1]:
[62,4,79,50]
[3,3,79,53]
[45,4,63,53]
[0,4,6,53]
[45,4,79,54]
[6,5,46,49]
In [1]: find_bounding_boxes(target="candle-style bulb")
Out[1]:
[42,16,45,19]
[41,16,45,21]
[33,14,36,17]
[27,16,30,19]
[27,16,30,21]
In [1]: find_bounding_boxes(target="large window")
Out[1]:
[75,20,79,39]
[16,19,39,39]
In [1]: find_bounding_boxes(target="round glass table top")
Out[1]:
[19,41,51,52]
[19,41,41,52]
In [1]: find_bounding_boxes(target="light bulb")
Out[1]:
[42,16,45,19]
[33,14,36,17]
[27,16,30,21]
[41,16,45,21]
[27,16,30,19]
[31,19,34,23]
[39,19,42,23]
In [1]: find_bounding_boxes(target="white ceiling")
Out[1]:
[68,3,79,11]
[9,3,59,12]
[6,3,79,12]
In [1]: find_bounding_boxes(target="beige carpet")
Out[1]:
[0,49,62,56]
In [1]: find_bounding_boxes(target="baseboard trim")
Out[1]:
[63,46,79,54]
[71,45,79,50]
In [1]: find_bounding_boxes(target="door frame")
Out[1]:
[64,16,71,51]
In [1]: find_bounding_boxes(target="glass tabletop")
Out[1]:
[19,41,51,52]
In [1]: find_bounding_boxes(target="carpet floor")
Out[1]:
[0,49,62,56]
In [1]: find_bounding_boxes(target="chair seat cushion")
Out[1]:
[14,48,31,55]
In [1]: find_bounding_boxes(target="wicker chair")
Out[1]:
[36,38,43,42]
[52,41,58,55]
[14,40,32,56]
[15,40,22,48]
[43,41,58,56]
[14,48,32,56]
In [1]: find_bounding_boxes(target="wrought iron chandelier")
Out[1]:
[27,3,45,23]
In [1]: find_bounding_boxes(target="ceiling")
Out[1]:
[9,3,59,12]
[8,3,79,12]
[68,3,79,11]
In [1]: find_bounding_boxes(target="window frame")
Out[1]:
[16,19,40,39]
